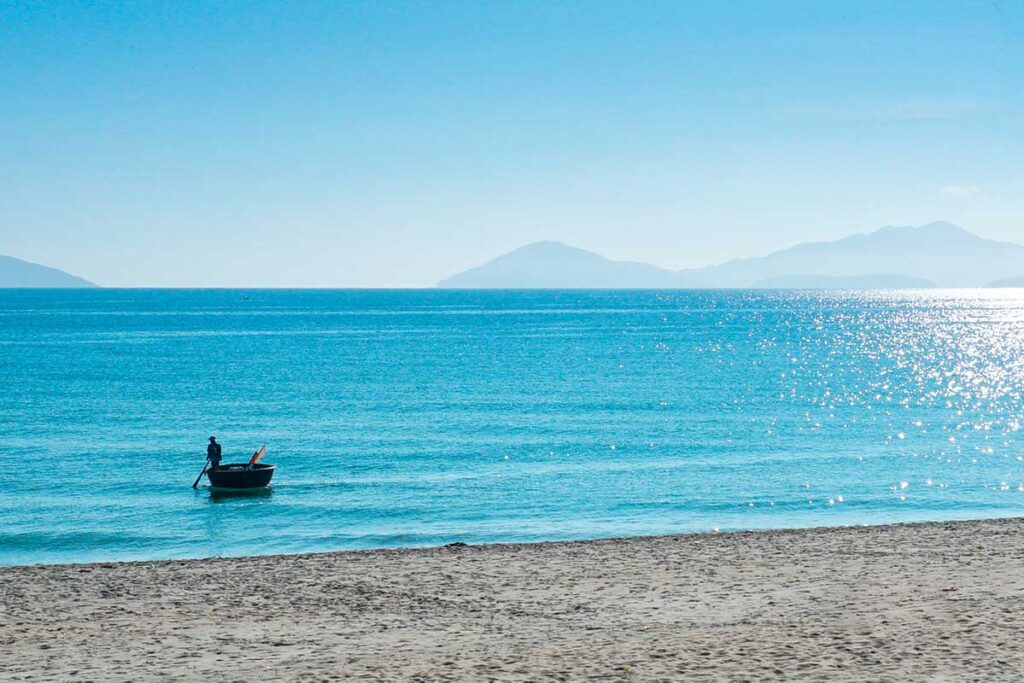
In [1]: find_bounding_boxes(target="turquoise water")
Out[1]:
[2,289,1024,566]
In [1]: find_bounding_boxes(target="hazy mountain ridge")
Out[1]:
[685,222,1024,288]
[439,223,1024,289]
[751,274,937,289]
[987,276,1024,288]
[0,255,97,288]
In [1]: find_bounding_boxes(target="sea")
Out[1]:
[2,288,1023,566]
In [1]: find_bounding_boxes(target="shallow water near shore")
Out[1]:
[2,288,1024,566]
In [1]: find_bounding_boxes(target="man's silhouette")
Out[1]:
[207,436,222,470]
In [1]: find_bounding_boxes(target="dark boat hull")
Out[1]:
[207,463,275,489]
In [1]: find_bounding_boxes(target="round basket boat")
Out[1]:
[207,463,275,489]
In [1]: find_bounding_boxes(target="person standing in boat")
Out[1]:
[207,436,222,471]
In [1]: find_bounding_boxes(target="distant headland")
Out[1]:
[0,255,96,288]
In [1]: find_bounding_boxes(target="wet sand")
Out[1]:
[3,518,1024,681]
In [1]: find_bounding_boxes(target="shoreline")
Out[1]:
[5,517,1024,680]
[9,510,1024,570]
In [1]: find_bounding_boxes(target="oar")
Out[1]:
[192,458,211,489]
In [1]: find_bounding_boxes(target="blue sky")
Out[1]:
[1,1,1021,286]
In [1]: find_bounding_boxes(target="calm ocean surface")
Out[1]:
[2,289,1024,566]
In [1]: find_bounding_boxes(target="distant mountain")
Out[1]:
[752,274,936,289]
[987,276,1024,288]
[437,241,681,289]
[438,223,1024,289]
[681,222,1024,288]
[0,255,96,288]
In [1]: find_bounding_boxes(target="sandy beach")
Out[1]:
[4,518,1024,681]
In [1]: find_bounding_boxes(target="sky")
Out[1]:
[1,1,1022,287]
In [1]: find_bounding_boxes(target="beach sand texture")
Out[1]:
[3,518,1024,681]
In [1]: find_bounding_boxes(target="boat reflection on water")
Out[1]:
[208,486,274,502]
